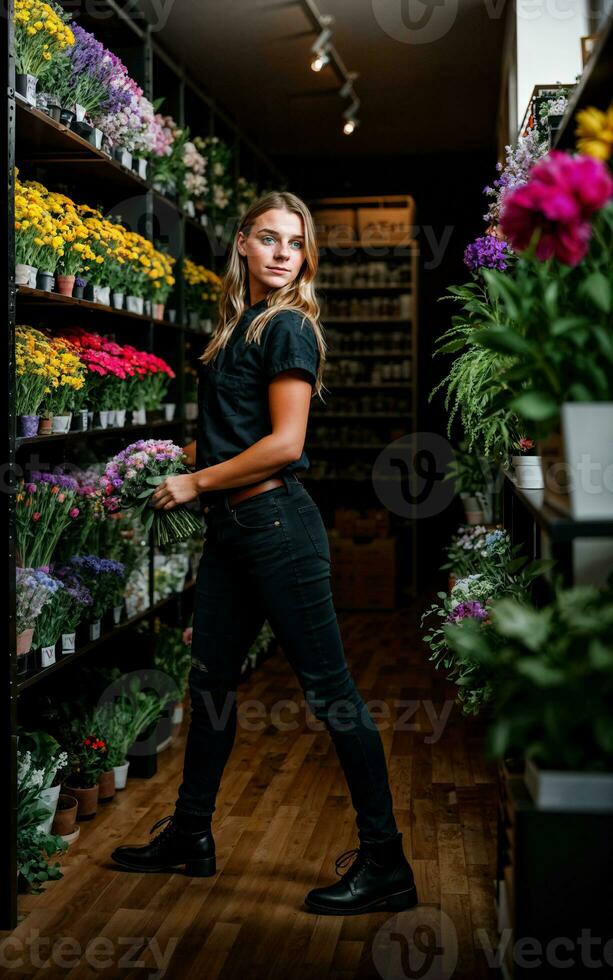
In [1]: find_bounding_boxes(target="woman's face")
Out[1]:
[238,208,306,295]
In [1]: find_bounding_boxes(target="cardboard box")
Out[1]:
[357,204,415,244]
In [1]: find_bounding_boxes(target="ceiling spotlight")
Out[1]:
[343,117,359,135]
[311,50,330,72]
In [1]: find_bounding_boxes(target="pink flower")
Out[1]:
[500,150,613,266]
[32,512,41,521]
[69,507,80,518]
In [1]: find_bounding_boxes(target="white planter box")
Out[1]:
[562,403,613,520]
[524,756,613,813]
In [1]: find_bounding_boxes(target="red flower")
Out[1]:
[32,512,41,521]
[500,150,613,266]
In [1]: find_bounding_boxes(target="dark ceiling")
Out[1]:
[153,0,508,158]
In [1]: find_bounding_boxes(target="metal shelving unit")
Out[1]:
[1,0,285,930]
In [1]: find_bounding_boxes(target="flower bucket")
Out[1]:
[97,769,115,803]
[144,299,152,316]
[38,417,53,435]
[89,620,101,641]
[87,410,94,427]
[136,157,148,180]
[131,408,147,425]
[94,284,110,305]
[112,603,124,625]
[184,402,198,421]
[73,102,86,122]
[36,270,54,292]
[16,628,34,655]
[183,200,196,218]
[114,408,126,427]
[167,308,177,323]
[152,302,165,320]
[126,294,143,314]
[524,757,613,813]
[51,414,72,433]
[73,281,85,299]
[40,644,56,668]
[61,632,76,654]
[561,403,613,520]
[62,781,99,820]
[52,794,78,836]
[88,126,103,149]
[113,760,130,790]
[72,118,93,140]
[18,415,40,438]
[96,410,109,429]
[28,266,38,288]
[114,146,132,169]
[16,72,37,105]
[107,409,117,427]
[38,784,61,835]
[163,403,176,422]
[56,274,75,296]
[16,649,35,675]
[15,262,34,286]
[189,311,200,328]
[46,101,61,122]
[111,291,124,309]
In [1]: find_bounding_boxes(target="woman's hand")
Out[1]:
[151,473,200,511]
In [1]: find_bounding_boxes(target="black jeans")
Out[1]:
[174,473,399,844]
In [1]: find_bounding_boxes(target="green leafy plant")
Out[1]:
[443,575,613,770]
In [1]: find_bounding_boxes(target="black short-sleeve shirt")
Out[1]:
[195,299,320,504]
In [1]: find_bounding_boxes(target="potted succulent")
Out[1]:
[443,573,613,811]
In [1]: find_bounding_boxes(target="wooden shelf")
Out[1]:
[555,12,613,149]
[16,285,180,328]
[16,417,182,449]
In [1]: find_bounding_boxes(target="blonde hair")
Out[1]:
[200,190,327,401]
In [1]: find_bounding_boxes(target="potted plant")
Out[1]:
[16,747,68,892]
[32,576,66,669]
[440,523,508,591]
[509,435,544,489]
[18,730,70,834]
[16,472,81,570]
[442,440,499,524]
[151,618,192,727]
[444,574,613,811]
[13,0,74,106]
[15,567,61,674]
[59,556,125,642]
[51,794,79,838]
[48,564,93,654]
[62,726,109,820]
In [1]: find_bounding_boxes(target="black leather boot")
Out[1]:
[304,831,418,915]
[111,813,216,877]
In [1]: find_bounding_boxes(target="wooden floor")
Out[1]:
[3,604,500,979]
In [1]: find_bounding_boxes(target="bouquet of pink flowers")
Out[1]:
[101,440,201,546]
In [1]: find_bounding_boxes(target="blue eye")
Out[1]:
[262,235,275,244]
[291,241,303,249]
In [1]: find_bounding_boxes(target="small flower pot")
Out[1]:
[183,200,196,218]
[95,410,109,429]
[16,627,34,654]
[189,311,200,328]
[52,794,78,837]
[46,101,61,122]
[73,102,86,122]
[28,266,38,288]
[73,282,85,299]
[56,274,75,296]
[59,106,75,127]
[88,620,101,641]
[38,417,53,435]
[136,157,148,180]
[113,760,130,790]
[126,294,144,315]
[16,72,37,105]
[39,644,56,668]
[144,299,152,317]
[18,415,40,438]
[72,118,93,140]
[107,409,117,427]
[38,784,61,834]
[167,308,177,323]
[163,403,176,422]
[112,603,124,625]
[62,781,99,820]
[111,291,125,309]
[88,126,103,149]
[83,282,95,301]
[114,408,126,428]
[15,262,34,286]
[61,632,76,654]
[511,455,544,489]
[16,648,36,675]
[184,401,198,421]
[87,410,94,427]
[131,408,147,425]
[114,146,132,169]
[36,270,55,292]
[94,284,110,305]
[152,302,165,320]
[69,409,89,432]
[97,769,115,803]
[51,414,72,433]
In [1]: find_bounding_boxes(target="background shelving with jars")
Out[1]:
[3,0,283,930]
[307,195,419,610]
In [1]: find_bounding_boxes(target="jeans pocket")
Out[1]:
[297,503,331,562]
[231,495,282,530]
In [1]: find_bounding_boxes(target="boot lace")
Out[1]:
[148,814,175,850]
[335,847,372,878]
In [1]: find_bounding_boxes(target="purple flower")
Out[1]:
[464,236,513,272]
[446,600,488,624]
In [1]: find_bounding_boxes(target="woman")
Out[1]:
[111,191,418,916]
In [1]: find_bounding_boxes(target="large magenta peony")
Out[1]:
[500,150,613,266]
